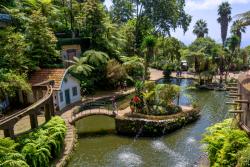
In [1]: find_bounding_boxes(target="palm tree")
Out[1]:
[67,50,109,75]
[67,57,94,76]
[193,19,209,38]
[237,11,250,26]
[217,2,232,46]
[231,20,246,47]
[82,50,109,66]
[142,35,156,81]
[226,35,240,54]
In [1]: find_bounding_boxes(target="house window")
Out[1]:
[72,87,78,96]
[60,92,64,102]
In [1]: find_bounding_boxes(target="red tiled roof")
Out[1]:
[29,69,67,90]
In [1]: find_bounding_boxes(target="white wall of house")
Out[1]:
[56,75,81,111]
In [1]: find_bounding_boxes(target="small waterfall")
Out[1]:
[133,125,144,142]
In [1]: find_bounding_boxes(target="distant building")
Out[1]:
[61,44,82,67]
[28,68,81,111]
[0,14,11,28]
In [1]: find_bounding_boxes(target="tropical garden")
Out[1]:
[0,0,250,166]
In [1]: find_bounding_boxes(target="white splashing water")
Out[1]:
[200,144,207,150]
[186,137,196,144]
[152,140,189,167]
[118,152,143,167]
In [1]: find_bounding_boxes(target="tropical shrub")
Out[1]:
[0,138,29,167]
[163,64,175,78]
[237,144,250,167]
[130,95,144,113]
[106,59,129,87]
[202,119,250,167]
[130,81,181,115]
[17,116,67,167]
[121,56,144,81]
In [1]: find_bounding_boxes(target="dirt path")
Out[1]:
[149,68,164,80]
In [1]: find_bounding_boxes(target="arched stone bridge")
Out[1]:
[0,81,55,138]
[69,109,116,125]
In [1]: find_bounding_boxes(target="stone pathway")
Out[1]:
[55,106,76,167]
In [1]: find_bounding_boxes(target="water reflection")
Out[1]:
[68,79,230,167]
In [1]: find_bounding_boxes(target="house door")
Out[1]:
[65,89,71,105]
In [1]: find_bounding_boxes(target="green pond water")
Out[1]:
[68,79,230,167]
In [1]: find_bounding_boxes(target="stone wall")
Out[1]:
[115,109,200,137]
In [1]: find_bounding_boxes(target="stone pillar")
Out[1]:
[30,113,38,129]
[44,103,51,122]
[3,127,14,138]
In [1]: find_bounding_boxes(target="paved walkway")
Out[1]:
[55,108,76,167]
[149,68,164,80]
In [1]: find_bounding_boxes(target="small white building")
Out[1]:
[29,68,81,111]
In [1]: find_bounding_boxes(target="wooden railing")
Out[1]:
[0,81,54,129]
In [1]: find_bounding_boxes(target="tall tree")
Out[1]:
[0,29,30,73]
[193,19,208,38]
[82,0,106,49]
[138,0,192,35]
[217,2,232,46]
[132,0,191,52]
[110,0,134,24]
[231,20,246,47]
[25,11,61,68]
[237,11,250,26]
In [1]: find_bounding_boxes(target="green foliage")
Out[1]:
[25,11,61,68]
[0,29,30,73]
[142,35,157,49]
[159,37,182,62]
[69,50,109,77]
[237,11,250,27]
[110,0,134,24]
[121,55,144,81]
[193,19,208,38]
[82,50,109,66]
[0,29,32,97]
[140,0,191,35]
[82,0,106,49]
[68,57,94,76]
[189,37,218,55]
[106,59,129,86]
[133,81,181,115]
[17,116,67,167]
[217,2,232,46]
[226,35,240,54]
[202,119,250,167]
[237,144,250,167]
[0,69,31,97]
[0,138,29,167]
[163,64,175,78]
[154,84,180,106]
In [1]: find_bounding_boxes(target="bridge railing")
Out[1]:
[0,80,54,129]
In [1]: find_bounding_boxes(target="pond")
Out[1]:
[68,78,230,167]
